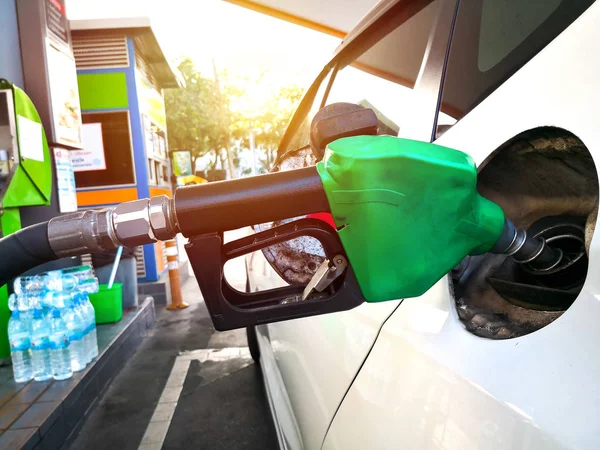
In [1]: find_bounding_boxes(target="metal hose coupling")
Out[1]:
[491,219,563,272]
[47,196,179,258]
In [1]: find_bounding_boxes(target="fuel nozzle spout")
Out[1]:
[491,219,563,272]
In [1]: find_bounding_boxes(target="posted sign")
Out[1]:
[45,0,69,46]
[172,150,193,177]
[71,123,106,171]
[54,148,77,212]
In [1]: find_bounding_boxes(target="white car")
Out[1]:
[244,0,599,448]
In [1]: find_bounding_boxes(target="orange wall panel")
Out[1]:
[77,188,138,206]
[149,187,172,198]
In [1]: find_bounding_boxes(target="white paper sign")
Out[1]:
[17,115,44,162]
[53,148,78,212]
[72,123,106,172]
[46,42,83,147]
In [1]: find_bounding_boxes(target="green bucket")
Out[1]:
[89,283,123,324]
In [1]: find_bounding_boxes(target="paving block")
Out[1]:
[0,398,30,431]
[0,428,39,450]
[37,380,74,404]
[10,402,61,436]
[12,383,51,405]
[0,381,26,409]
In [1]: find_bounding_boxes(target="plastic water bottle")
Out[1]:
[8,292,17,312]
[43,267,100,367]
[62,265,95,283]
[8,309,32,383]
[49,308,73,380]
[77,292,98,362]
[8,293,32,331]
[71,294,90,364]
[14,275,46,297]
[63,293,87,371]
[14,275,49,325]
[86,297,99,361]
[65,267,99,362]
[73,294,90,364]
[30,308,53,381]
[42,272,84,371]
[45,271,77,294]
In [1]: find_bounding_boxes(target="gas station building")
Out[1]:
[0,1,182,363]
[70,18,183,283]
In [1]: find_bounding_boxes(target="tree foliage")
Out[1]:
[165,60,211,158]
[165,58,304,177]
[236,84,304,171]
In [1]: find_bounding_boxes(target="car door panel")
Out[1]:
[266,302,400,450]
[257,326,304,450]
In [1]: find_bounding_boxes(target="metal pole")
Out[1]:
[165,239,188,310]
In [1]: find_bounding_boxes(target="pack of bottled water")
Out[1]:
[7,265,100,382]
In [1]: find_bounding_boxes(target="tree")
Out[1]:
[164,58,234,175]
[254,84,304,170]
[231,81,304,173]
[165,58,304,177]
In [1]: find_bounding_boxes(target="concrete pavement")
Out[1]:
[68,234,278,449]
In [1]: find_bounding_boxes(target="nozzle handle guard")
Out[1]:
[185,218,364,331]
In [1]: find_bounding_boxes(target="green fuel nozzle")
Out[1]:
[317,135,561,302]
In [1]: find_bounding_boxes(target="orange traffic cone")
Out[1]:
[166,239,189,310]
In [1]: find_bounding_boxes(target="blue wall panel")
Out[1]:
[0,0,24,87]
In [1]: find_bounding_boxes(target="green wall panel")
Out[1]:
[78,72,129,110]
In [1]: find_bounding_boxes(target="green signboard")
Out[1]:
[0,80,53,361]
[171,150,193,177]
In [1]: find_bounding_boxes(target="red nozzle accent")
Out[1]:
[306,212,336,229]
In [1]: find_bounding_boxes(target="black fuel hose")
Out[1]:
[0,167,329,285]
[0,221,56,287]
[174,166,330,236]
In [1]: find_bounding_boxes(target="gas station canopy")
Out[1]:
[224,0,380,38]
[224,0,434,91]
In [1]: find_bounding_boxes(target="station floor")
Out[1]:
[68,270,278,449]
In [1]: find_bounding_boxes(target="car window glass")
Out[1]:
[327,1,441,136]
[284,69,333,155]
[436,0,594,138]
[279,0,441,156]
[478,0,561,72]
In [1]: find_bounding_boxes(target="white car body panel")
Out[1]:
[323,3,600,449]
[249,239,400,449]
[270,302,400,449]
[258,328,303,450]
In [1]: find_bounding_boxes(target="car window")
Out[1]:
[279,0,442,157]
[436,0,595,137]
[283,69,333,156]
